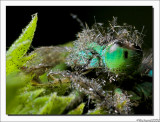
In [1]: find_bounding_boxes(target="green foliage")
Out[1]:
[7,91,75,114]
[6,13,38,114]
[7,88,44,114]
[6,13,75,114]
[6,13,38,75]
[87,107,108,115]
[67,103,85,115]
[42,93,74,114]
[6,71,33,109]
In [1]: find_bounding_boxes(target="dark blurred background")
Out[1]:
[6,6,153,51]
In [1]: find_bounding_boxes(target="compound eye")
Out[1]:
[124,51,128,59]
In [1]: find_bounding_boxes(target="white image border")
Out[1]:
[1,1,159,122]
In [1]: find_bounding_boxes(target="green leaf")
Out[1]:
[6,13,38,75]
[67,103,85,115]
[8,92,75,115]
[6,71,33,111]
[17,96,50,114]
[6,87,44,114]
[18,89,45,104]
[87,107,108,115]
[38,93,75,114]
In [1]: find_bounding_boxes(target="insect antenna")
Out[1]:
[70,13,85,29]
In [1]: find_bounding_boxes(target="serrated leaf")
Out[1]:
[7,13,38,57]
[18,96,50,114]
[6,71,33,112]
[6,13,38,75]
[87,107,108,115]
[38,93,74,114]
[18,89,45,104]
[38,93,75,114]
[67,103,85,115]
[6,40,31,74]
[7,88,44,114]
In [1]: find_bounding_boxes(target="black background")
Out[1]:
[6,6,153,51]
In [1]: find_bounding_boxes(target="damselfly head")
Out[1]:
[104,39,143,75]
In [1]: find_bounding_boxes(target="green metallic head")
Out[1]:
[102,40,143,74]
